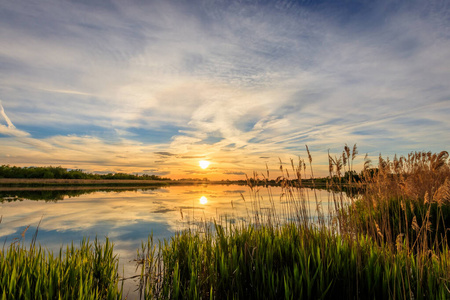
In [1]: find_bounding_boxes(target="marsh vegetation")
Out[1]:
[136,146,450,299]
[0,234,122,299]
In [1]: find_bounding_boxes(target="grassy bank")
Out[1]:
[137,223,449,299]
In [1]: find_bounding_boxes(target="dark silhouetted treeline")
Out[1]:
[0,165,170,181]
[0,187,160,202]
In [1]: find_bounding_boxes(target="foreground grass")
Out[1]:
[0,238,122,299]
[137,223,449,299]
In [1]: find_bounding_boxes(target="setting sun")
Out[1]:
[199,160,210,169]
[199,196,208,205]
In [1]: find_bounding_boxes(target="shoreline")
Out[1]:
[0,178,332,191]
[0,178,247,188]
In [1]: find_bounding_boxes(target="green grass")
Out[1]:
[0,238,122,299]
[136,221,450,299]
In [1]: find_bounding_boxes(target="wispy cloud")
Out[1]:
[0,0,449,178]
[154,152,176,157]
[0,101,30,137]
[0,101,15,129]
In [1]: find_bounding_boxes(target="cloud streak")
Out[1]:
[0,0,449,178]
[0,101,29,137]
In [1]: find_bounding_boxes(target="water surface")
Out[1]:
[0,184,336,297]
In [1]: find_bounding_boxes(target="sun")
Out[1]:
[199,196,208,205]
[199,160,210,169]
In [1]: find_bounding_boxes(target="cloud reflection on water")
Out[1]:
[0,185,335,246]
[0,184,336,296]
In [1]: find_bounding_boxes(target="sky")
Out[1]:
[0,0,449,180]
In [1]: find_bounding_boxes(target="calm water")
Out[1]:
[0,184,337,298]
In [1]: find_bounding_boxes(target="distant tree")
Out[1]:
[0,164,171,181]
[43,170,54,179]
[344,170,361,183]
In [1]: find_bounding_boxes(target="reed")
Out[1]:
[137,223,449,299]
[137,146,450,299]
[334,149,450,252]
[0,237,123,299]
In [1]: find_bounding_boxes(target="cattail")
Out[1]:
[379,155,386,172]
[342,150,348,167]
[433,178,450,205]
[335,156,343,177]
[306,145,312,163]
[21,225,31,239]
[426,208,431,220]
[246,174,253,188]
[410,201,415,213]
[363,153,371,171]
[426,220,432,232]
[438,149,449,160]
[352,144,358,160]
[240,192,246,202]
[432,151,449,171]
[412,216,420,232]
[375,221,383,239]
[394,154,399,173]
[328,153,334,174]
[396,234,404,252]
[344,144,350,160]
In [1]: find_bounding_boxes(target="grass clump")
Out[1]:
[137,146,450,299]
[0,237,122,299]
[137,223,450,299]
[334,149,450,253]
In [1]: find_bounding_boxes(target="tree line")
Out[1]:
[0,165,170,181]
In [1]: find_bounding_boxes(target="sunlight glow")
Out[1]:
[199,196,208,205]
[199,160,210,169]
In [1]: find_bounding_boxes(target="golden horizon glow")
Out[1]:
[199,196,208,205]
[199,160,210,169]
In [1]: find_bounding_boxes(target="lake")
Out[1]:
[0,184,338,298]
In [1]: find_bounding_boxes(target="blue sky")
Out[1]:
[0,0,449,179]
